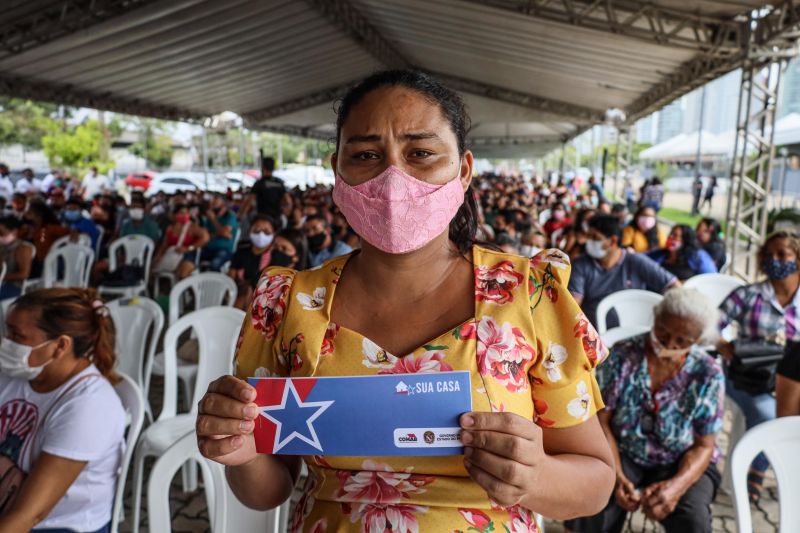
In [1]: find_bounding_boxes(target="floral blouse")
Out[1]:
[598,334,725,469]
[234,246,607,533]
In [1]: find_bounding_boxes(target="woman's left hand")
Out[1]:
[460,412,545,507]
[641,479,682,520]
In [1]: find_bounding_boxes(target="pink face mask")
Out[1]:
[332,165,465,254]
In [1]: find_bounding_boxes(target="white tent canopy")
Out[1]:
[774,113,800,147]
[639,130,731,161]
[642,115,800,163]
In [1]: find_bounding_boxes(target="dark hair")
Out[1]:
[572,208,594,231]
[632,206,660,250]
[589,215,623,244]
[251,214,276,230]
[334,69,477,254]
[262,157,276,172]
[65,197,83,208]
[304,214,329,229]
[671,224,701,267]
[12,288,118,382]
[698,217,722,242]
[277,228,309,270]
[26,200,60,226]
[758,230,800,274]
[172,203,188,214]
[0,216,21,231]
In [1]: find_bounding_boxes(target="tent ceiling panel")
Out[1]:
[0,0,796,155]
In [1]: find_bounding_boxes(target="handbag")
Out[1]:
[728,339,785,395]
[0,373,102,514]
[101,264,145,287]
[154,223,190,273]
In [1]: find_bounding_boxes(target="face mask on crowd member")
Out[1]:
[648,290,710,360]
[270,235,299,268]
[584,216,622,261]
[304,216,331,252]
[330,82,472,256]
[759,232,800,281]
[63,202,82,223]
[637,212,657,232]
[249,216,276,250]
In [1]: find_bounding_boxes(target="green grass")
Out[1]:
[658,207,728,232]
[658,207,703,227]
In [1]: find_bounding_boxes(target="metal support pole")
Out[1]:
[558,142,566,175]
[201,127,209,191]
[239,124,246,172]
[694,85,707,178]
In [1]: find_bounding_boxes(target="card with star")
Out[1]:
[248,371,472,456]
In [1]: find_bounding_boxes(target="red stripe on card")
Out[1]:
[292,378,317,401]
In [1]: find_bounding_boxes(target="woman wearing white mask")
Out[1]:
[0,288,125,533]
[565,288,724,533]
[196,70,615,532]
[229,216,308,309]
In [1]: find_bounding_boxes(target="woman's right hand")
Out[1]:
[196,375,260,466]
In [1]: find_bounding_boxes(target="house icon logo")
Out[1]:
[395,381,409,395]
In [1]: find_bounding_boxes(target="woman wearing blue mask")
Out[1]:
[717,230,800,502]
[0,288,125,532]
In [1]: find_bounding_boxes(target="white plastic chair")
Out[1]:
[95,225,105,257]
[684,273,745,308]
[146,273,237,409]
[108,297,164,423]
[146,430,290,533]
[145,430,215,533]
[99,235,156,299]
[731,416,800,533]
[595,289,663,334]
[52,233,92,249]
[42,243,94,289]
[600,325,651,349]
[111,373,146,533]
[131,306,246,533]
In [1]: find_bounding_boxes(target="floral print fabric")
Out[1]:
[234,246,607,533]
[597,334,725,469]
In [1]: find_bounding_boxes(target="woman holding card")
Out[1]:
[196,70,615,532]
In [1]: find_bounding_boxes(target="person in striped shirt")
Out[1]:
[717,230,799,502]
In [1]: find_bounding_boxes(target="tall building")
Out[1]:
[779,58,800,118]
[682,70,741,135]
[635,114,658,144]
[657,100,683,143]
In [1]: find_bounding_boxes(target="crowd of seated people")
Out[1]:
[0,157,798,532]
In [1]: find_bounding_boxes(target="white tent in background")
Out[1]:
[639,130,731,162]
[774,113,800,146]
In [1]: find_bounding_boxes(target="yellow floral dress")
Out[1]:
[234,246,608,533]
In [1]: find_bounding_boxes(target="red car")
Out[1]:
[124,171,156,190]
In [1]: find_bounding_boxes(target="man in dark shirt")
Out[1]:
[568,215,680,327]
[248,157,287,220]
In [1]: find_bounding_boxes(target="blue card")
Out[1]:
[248,371,472,456]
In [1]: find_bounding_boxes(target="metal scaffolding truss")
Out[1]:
[244,0,606,126]
[467,0,745,54]
[0,0,161,59]
[724,53,786,279]
[0,73,205,122]
[628,1,800,124]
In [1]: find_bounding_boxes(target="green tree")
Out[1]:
[42,120,113,175]
[0,98,61,149]
[125,117,175,169]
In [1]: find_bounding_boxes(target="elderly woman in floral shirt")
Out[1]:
[565,288,724,533]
